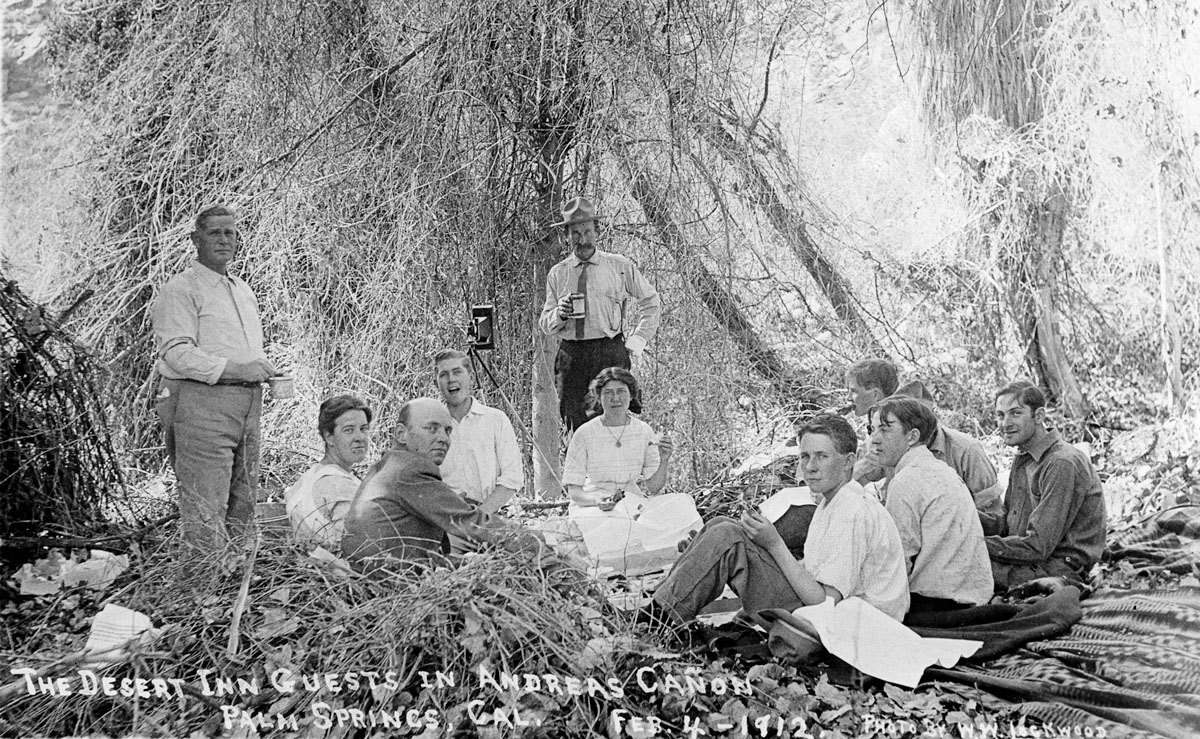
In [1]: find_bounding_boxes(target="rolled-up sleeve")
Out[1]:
[978,508,1007,536]
[625,264,661,344]
[808,515,866,600]
[152,283,226,383]
[959,446,998,496]
[494,414,525,492]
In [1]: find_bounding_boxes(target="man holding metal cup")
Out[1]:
[538,197,662,432]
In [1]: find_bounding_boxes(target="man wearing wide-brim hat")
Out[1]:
[538,196,662,432]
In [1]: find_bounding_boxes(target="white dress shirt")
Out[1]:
[151,260,266,383]
[439,398,524,503]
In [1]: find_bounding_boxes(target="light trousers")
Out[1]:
[157,378,261,550]
[652,516,805,623]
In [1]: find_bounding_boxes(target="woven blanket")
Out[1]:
[1105,505,1200,576]
[929,587,1200,739]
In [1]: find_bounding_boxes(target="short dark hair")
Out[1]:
[796,414,858,455]
[318,394,372,439]
[847,358,899,396]
[586,366,643,416]
[193,203,235,233]
[432,348,468,368]
[995,380,1046,412]
[871,396,938,446]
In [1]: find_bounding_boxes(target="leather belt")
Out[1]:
[562,333,624,344]
[175,378,262,389]
[215,380,264,388]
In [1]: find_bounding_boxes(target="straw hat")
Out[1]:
[553,196,602,227]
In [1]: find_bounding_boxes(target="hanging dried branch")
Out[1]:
[0,278,126,536]
[611,136,794,387]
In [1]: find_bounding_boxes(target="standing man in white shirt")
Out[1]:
[538,197,662,431]
[433,349,524,514]
[152,204,276,551]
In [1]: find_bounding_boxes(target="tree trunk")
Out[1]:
[530,186,565,497]
[527,0,593,499]
[1029,189,1088,418]
[612,137,820,405]
[694,115,886,355]
[631,27,882,354]
[1155,167,1185,415]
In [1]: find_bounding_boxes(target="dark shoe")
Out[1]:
[634,602,708,651]
[635,599,677,630]
[664,623,706,652]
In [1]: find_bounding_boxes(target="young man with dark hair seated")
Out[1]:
[984,381,1107,590]
[868,396,994,612]
[645,414,910,625]
[845,357,900,487]
[894,380,1003,517]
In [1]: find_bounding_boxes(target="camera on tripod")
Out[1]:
[467,304,495,350]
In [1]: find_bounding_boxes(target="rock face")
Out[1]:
[3,0,53,119]
[2,1,95,292]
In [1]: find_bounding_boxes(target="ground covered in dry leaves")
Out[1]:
[2,419,1197,739]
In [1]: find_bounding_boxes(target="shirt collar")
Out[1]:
[1020,428,1059,462]
[441,396,487,421]
[928,425,949,455]
[894,444,933,473]
[821,479,866,508]
[190,259,234,285]
[571,249,604,267]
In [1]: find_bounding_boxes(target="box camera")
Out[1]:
[468,304,495,350]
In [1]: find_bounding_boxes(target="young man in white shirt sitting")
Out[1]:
[646,414,910,626]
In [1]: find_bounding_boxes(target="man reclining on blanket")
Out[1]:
[983,381,1107,591]
[643,414,910,627]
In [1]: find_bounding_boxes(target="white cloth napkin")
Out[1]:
[789,597,981,688]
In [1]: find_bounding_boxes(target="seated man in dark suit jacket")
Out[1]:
[342,397,542,573]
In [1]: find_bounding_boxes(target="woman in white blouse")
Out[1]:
[284,394,371,548]
[562,368,701,571]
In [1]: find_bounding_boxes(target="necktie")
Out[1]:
[574,260,590,339]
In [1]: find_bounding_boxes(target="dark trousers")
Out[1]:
[555,334,630,431]
[908,593,972,614]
